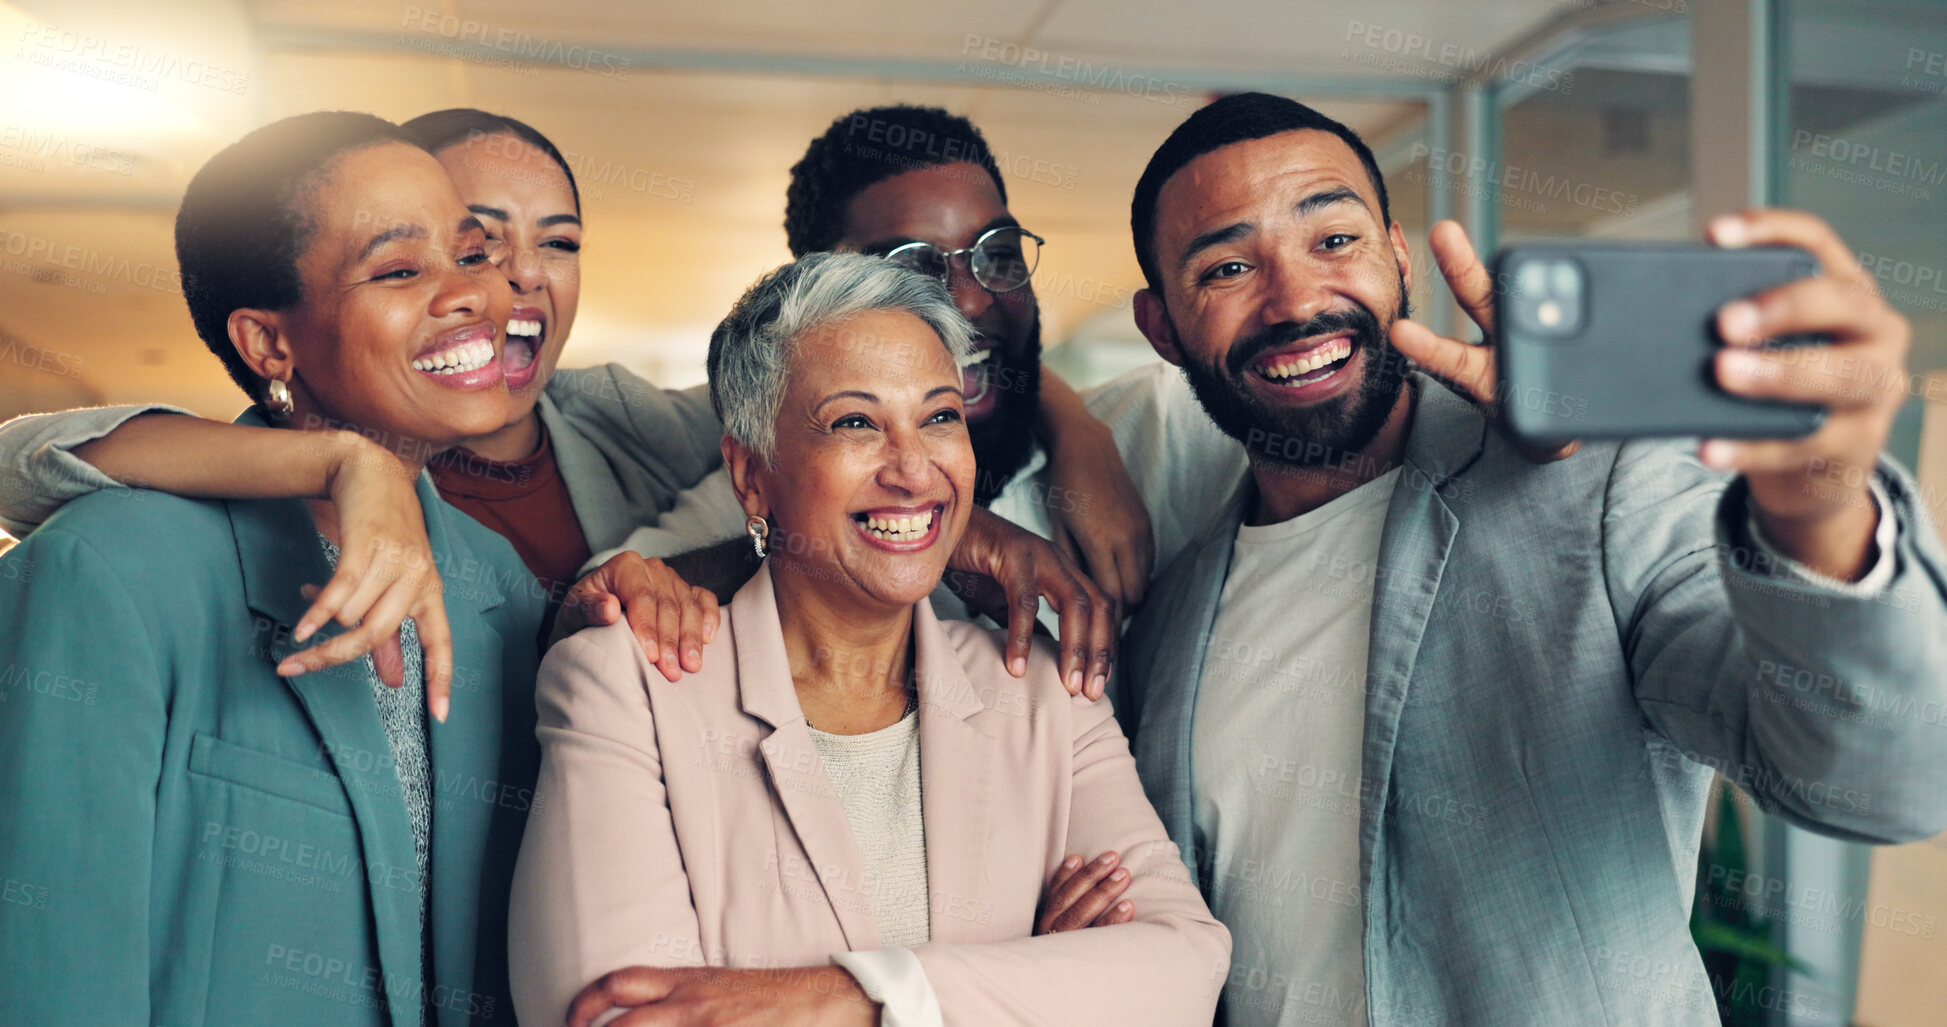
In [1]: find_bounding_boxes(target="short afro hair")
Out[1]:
[176,111,413,400]
[785,105,1007,257]
[1131,92,1392,294]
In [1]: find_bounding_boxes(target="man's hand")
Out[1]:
[553,552,720,681]
[1389,219,1582,464]
[1041,376,1156,608]
[279,438,456,722]
[1037,851,1135,934]
[567,965,876,1027]
[947,507,1118,699]
[1699,210,1910,581]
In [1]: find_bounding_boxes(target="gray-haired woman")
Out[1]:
[508,253,1228,1027]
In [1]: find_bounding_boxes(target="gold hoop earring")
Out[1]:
[264,377,294,421]
[745,515,770,559]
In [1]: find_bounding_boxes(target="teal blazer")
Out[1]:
[0,427,545,1026]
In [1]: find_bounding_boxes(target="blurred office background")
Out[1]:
[1,0,1943,1022]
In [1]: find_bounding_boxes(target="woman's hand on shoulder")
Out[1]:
[280,435,456,721]
[552,552,720,682]
[567,965,876,1027]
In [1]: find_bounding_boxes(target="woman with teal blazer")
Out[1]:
[0,112,544,1025]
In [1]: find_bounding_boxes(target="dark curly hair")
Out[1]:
[785,105,1008,257]
[175,111,413,400]
[402,108,581,215]
[1132,92,1392,294]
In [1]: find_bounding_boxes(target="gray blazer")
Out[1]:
[0,363,723,552]
[1117,375,1947,1025]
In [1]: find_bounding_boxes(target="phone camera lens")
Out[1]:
[1511,257,1584,339]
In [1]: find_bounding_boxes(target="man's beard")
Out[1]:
[967,310,1042,506]
[1176,280,1410,471]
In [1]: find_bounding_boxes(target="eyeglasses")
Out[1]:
[882,226,1045,294]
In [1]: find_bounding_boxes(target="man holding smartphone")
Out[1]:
[1114,91,1947,1025]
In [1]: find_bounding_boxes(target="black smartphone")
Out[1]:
[1491,241,1828,443]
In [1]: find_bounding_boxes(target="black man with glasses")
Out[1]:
[593,105,1247,634]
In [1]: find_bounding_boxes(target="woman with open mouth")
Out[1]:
[508,252,1229,1027]
[0,109,1129,701]
[0,110,547,1026]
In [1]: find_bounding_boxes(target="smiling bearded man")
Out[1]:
[1114,90,1947,1027]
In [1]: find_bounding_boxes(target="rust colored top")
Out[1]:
[429,428,589,606]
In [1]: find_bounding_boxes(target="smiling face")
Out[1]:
[737,308,976,612]
[275,142,513,452]
[435,131,582,408]
[1144,129,1413,468]
[838,163,1040,498]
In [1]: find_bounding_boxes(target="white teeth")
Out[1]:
[963,348,992,365]
[507,318,542,338]
[860,509,936,541]
[412,338,495,374]
[1263,338,1352,381]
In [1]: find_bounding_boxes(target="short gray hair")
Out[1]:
[707,251,976,462]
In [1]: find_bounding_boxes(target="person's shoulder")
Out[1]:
[5,493,247,644]
[934,619,1078,719]
[41,484,228,536]
[544,618,646,680]
[1078,360,1177,427]
[541,607,741,716]
[1079,359,1174,405]
[33,489,234,578]
[545,363,669,411]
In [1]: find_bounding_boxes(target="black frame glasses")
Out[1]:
[882,226,1045,294]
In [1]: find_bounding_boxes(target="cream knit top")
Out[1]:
[808,710,931,947]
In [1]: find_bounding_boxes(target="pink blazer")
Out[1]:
[508,566,1229,1025]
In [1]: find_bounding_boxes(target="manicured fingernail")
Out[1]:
[686,648,701,665]
[1720,301,1760,342]
[1711,215,1749,248]
[1117,900,1132,912]
[1010,656,1027,677]
[1063,856,1081,870]
[1094,853,1117,867]
[1091,673,1107,695]
[1067,670,1083,693]
[1699,440,1735,469]
[1111,868,1129,882]
[276,658,304,676]
[293,623,315,643]
[431,694,449,723]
